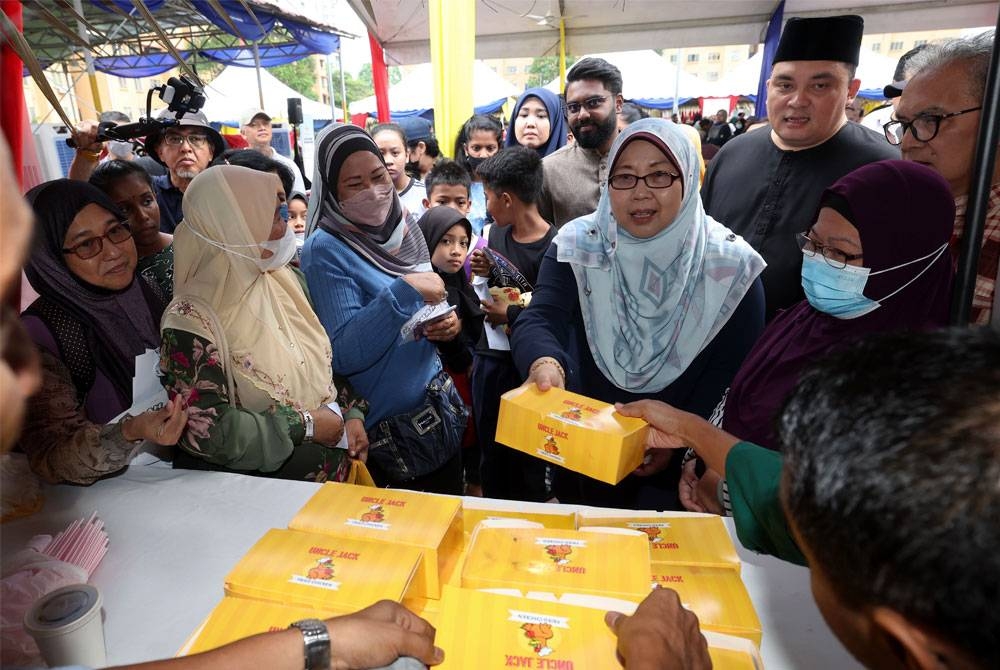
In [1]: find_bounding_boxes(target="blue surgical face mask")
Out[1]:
[277,202,289,223]
[801,243,949,320]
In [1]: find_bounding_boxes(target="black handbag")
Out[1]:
[366,369,468,481]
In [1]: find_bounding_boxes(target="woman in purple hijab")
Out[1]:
[722,159,954,445]
[680,160,955,512]
[19,179,187,485]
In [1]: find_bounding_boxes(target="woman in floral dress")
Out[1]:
[159,165,367,482]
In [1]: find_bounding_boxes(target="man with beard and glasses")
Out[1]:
[701,16,898,319]
[537,58,623,228]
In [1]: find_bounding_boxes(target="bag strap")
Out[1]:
[162,296,237,408]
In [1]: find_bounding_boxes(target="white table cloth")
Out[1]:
[1,455,862,669]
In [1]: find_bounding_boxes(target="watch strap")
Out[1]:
[289,618,330,670]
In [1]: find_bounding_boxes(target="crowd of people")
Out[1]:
[2,10,999,670]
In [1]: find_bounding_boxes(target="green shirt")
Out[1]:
[726,441,807,566]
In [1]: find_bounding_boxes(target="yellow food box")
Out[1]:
[224,528,422,611]
[435,586,762,669]
[179,597,342,656]
[703,631,765,670]
[436,586,625,669]
[651,565,762,645]
[462,526,650,601]
[402,596,441,628]
[496,385,649,485]
[578,511,741,572]
[288,482,463,598]
[463,501,577,540]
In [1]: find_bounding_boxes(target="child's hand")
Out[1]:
[480,298,508,326]
[469,249,492,277]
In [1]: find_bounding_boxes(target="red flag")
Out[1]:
[368,31,390,123]
[1,0,25,186]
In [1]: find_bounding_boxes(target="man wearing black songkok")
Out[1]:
[702,15,899,319]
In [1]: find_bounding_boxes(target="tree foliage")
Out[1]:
[527,55,577,88]
[330,69,374,107]
[268,59,318,98]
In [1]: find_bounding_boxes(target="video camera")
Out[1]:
[66,75,206,149]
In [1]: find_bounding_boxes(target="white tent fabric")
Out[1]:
[348,60,519,115]
[704,49,898,98]
[201,65,339,125]
[350,0,997,65]
[543,50,706,101]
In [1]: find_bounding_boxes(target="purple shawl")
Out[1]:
[24,179,163,410]
[722,160,955,449]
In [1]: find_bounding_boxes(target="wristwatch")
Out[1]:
[289,618,330,670]
[302,410,315,442]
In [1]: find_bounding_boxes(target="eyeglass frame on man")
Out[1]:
[565,95,609,115]
[61,222,133,260]
[609,170,681,190]
[797,231,864,269]
[882,106,982,146]
[161,132,211,149]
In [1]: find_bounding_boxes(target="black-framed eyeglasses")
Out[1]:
[565,95,608,115]
[797,232,863,269]
[883,106,982,145]
[609,171,681,190]
[62,222,132,260]
[162,133,210,148]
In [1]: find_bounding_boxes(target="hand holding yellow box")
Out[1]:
[496,385,648,484]
[288,482,463,598]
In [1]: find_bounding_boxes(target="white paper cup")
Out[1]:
[23,583,107,668]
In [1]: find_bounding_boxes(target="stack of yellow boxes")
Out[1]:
[178,384,764,668]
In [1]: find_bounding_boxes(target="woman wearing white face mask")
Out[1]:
[302,124,468,495]
[160,165,370,481]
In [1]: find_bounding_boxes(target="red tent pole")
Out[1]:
[368,31,390,123]
[1,0,25,187]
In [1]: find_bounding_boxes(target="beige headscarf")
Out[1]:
[163,165,333,412]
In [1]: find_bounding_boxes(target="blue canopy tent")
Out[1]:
[21,0,353,114]
[629,97,696,110]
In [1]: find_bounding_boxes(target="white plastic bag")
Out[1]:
[1,539,88,667]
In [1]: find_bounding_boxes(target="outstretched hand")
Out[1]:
[605,588,711,670]
[326,600,443,669]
